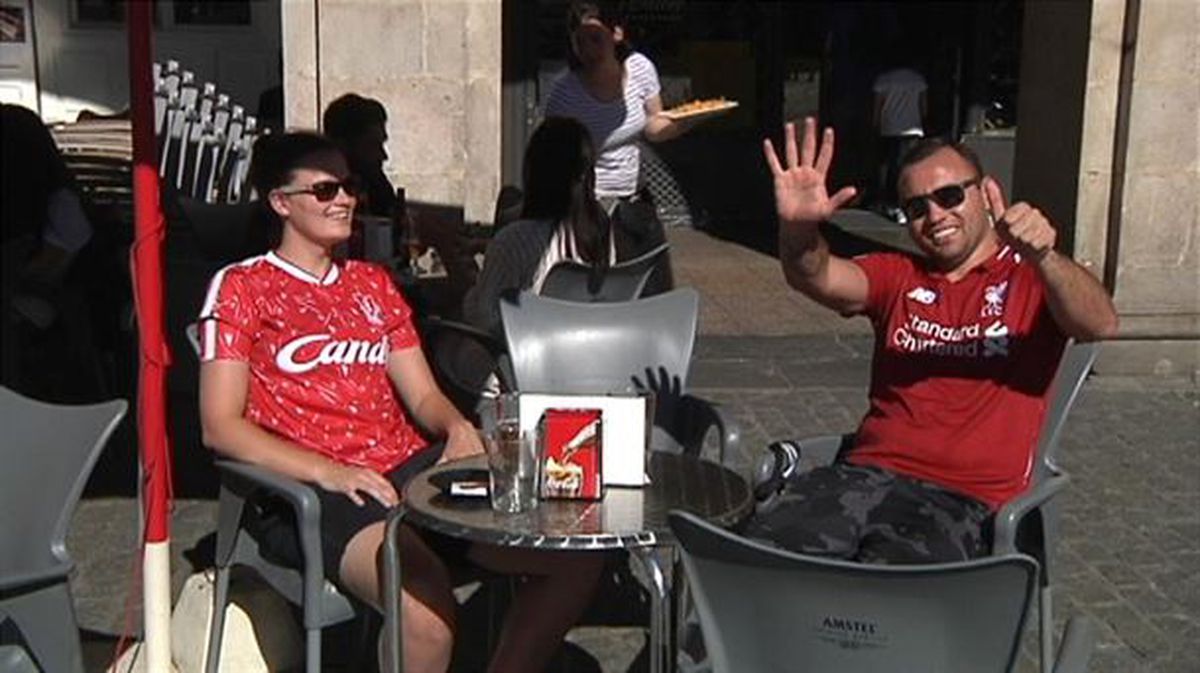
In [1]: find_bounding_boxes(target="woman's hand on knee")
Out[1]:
[315,461,399,507]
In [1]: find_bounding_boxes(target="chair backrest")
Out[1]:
[760,340,1100,493]
[669,511,1038,673]
[1032,340,1098,477]
[0,387,127,580]
[500,287,698,395]
[540,242,669,303]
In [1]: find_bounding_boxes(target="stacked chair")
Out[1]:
[46,118,135,229]
[153,60,259,204]
[48,59,261,217]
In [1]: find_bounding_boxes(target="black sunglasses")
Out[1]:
[901,178,980,222]
[278,176,362,202]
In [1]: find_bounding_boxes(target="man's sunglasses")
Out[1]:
[277,177,362,202]
[901,178,980,222]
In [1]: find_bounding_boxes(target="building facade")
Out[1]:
[3,0,1194,379]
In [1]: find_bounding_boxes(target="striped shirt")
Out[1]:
[545,52,661,198]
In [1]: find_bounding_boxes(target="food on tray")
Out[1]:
[667,97,732,114]
[662,97,738,119]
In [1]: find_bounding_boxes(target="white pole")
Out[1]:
[143,540,172,672]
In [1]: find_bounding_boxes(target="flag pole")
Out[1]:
[128,2,173,670]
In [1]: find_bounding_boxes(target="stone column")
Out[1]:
[1075,0,1199,379]
[283,0,502,223]
[282,0,320,130]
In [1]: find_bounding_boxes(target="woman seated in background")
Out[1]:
[462,115,660,336]
[198,131,603,673]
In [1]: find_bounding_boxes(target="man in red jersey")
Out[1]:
[744,118,1118,563]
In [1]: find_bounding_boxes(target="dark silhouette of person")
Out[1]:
[1,103,107,401]
[323,93,394,217]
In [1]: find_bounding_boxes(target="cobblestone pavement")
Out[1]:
[69,229,1198,672]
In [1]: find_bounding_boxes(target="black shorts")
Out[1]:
[248,443,468,584]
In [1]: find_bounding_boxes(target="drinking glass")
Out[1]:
[483,421,539,513]
[480,394,539,513]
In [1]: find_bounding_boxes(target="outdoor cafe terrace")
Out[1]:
[56,228,1199,673]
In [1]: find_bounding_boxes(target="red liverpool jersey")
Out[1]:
[199,252,427,472]
[848,247,1066,509]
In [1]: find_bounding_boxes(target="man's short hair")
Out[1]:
[897,137,985,188]
[323,93,387,142]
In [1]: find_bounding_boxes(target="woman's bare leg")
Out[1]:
[341,521,457,673]
[469,545,607,673]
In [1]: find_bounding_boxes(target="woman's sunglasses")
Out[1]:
[901,178,980,222]
[277,177,362,202]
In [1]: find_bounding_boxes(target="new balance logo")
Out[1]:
[906,287,938,305]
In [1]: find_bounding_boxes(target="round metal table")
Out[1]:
[402,451,751,549]
[384,451,752,673]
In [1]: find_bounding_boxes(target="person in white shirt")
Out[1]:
[545,2,700,203]
[872,58,928,217]
[544,1,707,294]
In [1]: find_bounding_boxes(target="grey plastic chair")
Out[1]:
[421,242,671,415]
[204,460,370,673]
[0,646,38,673]
[500,287,739,459]
[540,242,670,303]
[0,387,127,673]
[668,510,1095,673]
[754,339,1100,673]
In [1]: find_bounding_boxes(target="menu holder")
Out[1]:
[515,392,650,487]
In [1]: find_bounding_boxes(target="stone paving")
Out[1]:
[68,228,1198,672]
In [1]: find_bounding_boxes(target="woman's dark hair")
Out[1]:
[248,131,345,245]
[521,117,610,285]
[565,1,633,70]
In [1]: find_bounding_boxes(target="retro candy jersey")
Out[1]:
[199,253,427,472]
[848,247,1066,509]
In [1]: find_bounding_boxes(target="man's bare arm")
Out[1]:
[1034,251,1120,340]
[983,179,1119,340]
[766,118,869,314]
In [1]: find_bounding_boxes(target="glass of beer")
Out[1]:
[480,394,539,513]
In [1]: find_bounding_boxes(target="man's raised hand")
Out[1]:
[762,118,857,226]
